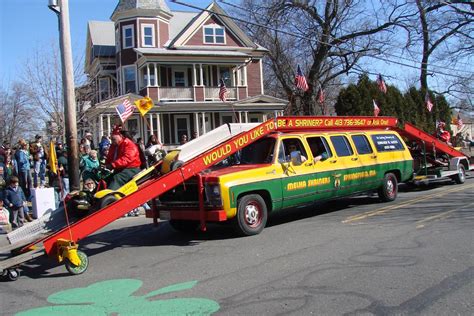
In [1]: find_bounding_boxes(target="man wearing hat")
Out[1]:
[84,131,95,150]
[104,127,142,190]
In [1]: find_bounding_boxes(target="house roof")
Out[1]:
[135,47,251,58]
[111,0,171,18]
[169,11,198,40]
[88,21,115,46]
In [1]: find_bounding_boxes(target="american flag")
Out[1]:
[115,99,135,123]
[219,79,228,102]
[457,113,463,130]
[373,99,380,117]
[376,74,387,94]
[317,84,325,104]
[425,92,434,112]
[295,65,309,92]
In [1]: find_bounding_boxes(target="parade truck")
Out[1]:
[155,116,416,235]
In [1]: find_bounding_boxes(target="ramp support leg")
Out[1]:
[198,173,207,232]
[151,198,159,227]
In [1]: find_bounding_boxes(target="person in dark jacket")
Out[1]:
[105,127,142,190]
[3,176,32,228]
[14,139,32,198]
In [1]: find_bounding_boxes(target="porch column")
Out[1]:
[167,114,172,143]
[194,112,199,136]
[193,64,197,86]
[244,111,249,123]
[156,113,162,143]
[99,114,104,138]
[238,111,242,123]
[263,114,268,121]
[147,64,151,87]
[199,64,204,86]
[106,114,111,136]
[148,113,154,135]
[154,63,158,87]
[201,112,206,133]
[243,66,247,85]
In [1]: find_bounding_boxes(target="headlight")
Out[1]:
[205,183,222,206]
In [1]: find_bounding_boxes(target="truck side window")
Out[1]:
[351,135,373,155]
[281,138,308,162]
[371,134,405,152]
[330,135,353,157]
[307,136,332,158]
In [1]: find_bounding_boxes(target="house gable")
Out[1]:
[169,2,256,49]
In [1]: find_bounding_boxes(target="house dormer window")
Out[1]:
[203,24,225,44]
[122,25,134,49]
[141,24,155,47]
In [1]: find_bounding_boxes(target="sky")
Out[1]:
[0,0,211,87]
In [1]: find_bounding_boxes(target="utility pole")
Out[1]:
[48,0,80,191]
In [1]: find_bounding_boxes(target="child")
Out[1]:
[0,200,12,233]
[3,176,32,229]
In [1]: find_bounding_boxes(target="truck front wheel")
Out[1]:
[234,194,267,236]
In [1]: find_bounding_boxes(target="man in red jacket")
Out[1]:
[105,127,142,190]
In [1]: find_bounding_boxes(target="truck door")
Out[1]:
[349,134,379,192]
[328,134,362,197]
[279,137,315,208]
[306,135,337,200]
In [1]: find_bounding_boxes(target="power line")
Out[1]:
[219,0,473,76]
[171,0,472,81]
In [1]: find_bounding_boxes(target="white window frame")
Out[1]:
[174,115,190,143]
[115,27,120,52]
[172,67,188,87]
[141,23,155,47]
[122,25,134,49]
[122,65,136,94]
[203,24,226,45]
[219,113,234,125]
[99,77,110,102]
[248,113,261,123]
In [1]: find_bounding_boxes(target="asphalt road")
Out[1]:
[1,175,473,315]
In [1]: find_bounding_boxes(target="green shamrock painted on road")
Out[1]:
[16,279,220,315]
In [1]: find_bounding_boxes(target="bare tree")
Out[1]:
[20,41,86,141]
[237,0,415,115]
[413,0,473,95]
[0,83,40,144]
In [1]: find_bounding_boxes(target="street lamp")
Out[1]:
[47,0,80,191]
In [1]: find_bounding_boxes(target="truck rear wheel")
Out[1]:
[452,165,465,184]
[378,173,398,202]
[234,194,267,236]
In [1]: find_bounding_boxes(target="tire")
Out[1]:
[65,250,89,275]
[6,268,20,281]
[234,194,267,236]
[168,220,199,232]
[170,160,184,171]
[452,165,466,184]
[99,195,118,209]
[378,172,398,202]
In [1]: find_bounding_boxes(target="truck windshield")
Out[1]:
[239,137,276,164]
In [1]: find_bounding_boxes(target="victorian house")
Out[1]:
[81,0,287,146]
